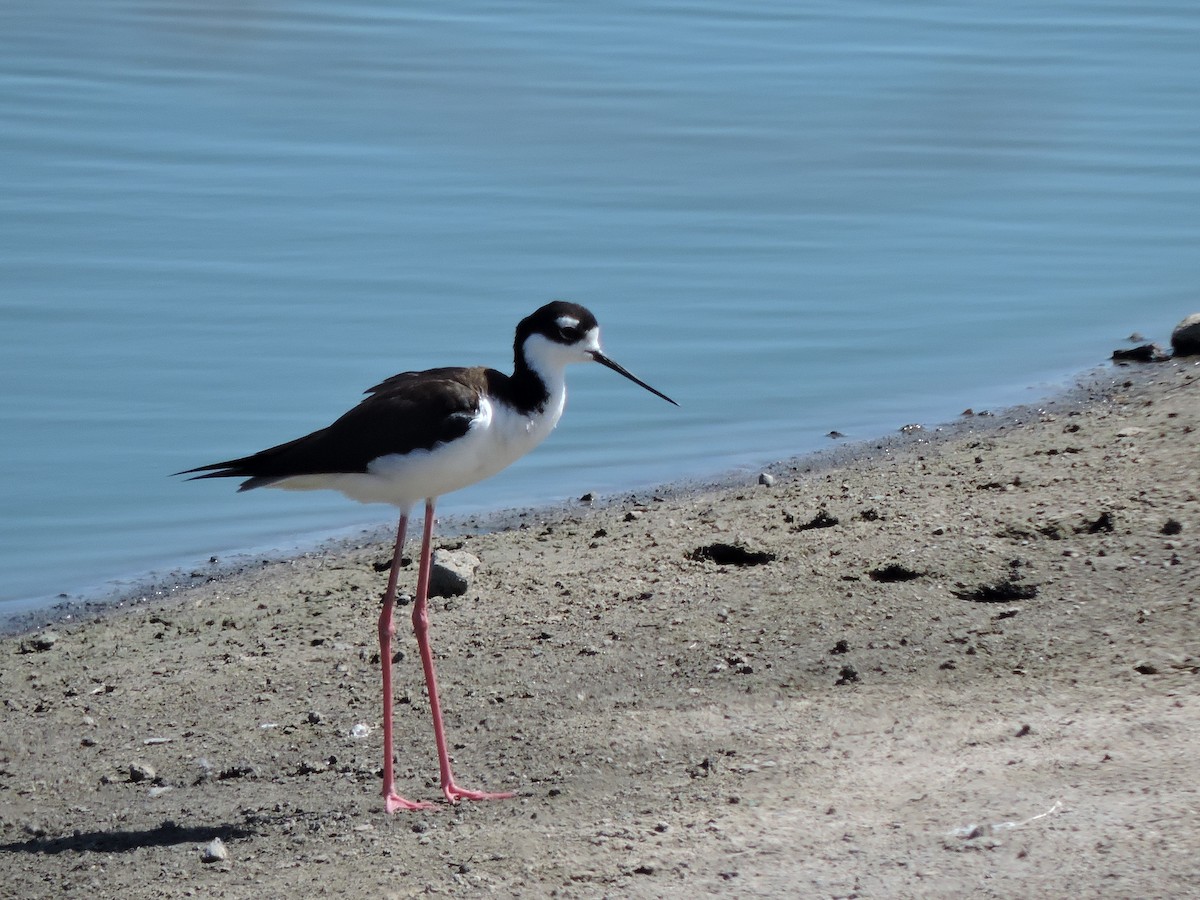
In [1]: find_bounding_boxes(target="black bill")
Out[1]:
[591,351,678,406]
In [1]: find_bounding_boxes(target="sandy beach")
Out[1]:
[1,357,1197,898]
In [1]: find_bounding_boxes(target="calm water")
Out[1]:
[3,1,1198,618]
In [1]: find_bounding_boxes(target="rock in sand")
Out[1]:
[429,549,481,597]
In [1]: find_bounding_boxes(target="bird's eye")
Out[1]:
[559,325,581,342]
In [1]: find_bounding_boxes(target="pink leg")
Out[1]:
[378,512,435,813]
[412,498,516,804]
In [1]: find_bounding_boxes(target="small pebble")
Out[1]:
[21,631,59,653]
[202,837,229,863]
[128,761,156,783]
[429,549,480,598]
[758,472,775,487]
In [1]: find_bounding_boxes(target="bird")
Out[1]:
[177,301,677,812]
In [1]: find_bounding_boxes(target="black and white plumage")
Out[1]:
[181,302,674,504]
[178,301,676,812]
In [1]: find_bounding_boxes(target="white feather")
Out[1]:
[264,328,593,510]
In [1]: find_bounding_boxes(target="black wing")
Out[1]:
[176,368,487,491]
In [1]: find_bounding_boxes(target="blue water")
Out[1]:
[3,1,1198,617]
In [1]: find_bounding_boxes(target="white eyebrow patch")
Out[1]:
[556,315,581,330]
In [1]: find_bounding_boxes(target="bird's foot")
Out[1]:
[384,789,437,814]
[442,782,517,804]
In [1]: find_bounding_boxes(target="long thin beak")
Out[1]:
[591,351,678,406]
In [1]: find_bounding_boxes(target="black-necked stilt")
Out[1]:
[177,301,677,812]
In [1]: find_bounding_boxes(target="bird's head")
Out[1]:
[516,301,677,406]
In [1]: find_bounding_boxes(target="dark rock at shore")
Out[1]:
[1171,313,1200,356]
[1112,343,1169,363]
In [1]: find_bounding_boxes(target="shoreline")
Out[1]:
[1,356,1196,897]
[2,361,1120,638]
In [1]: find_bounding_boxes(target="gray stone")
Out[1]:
[201,837,229,863]
[20,631,58,654]
[429,549,480,598]
[1171,312,1200,356]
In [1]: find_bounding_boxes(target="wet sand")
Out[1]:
[1,359,1197,898]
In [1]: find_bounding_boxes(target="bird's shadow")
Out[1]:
[0,819,254,855]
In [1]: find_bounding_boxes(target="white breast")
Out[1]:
[272,384,568,511]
